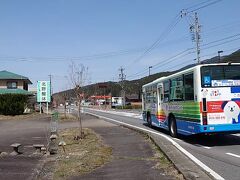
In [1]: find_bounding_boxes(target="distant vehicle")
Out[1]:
[111,97,123,108]
[81,100,93,106]
[111,97,130,107]
[142,63,240,137]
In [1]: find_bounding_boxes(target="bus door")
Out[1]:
[157,83,166,124]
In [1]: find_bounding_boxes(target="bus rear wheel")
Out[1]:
[147,114,152,128]
[169,116,177,138]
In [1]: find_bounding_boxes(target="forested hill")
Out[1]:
[53,71,173,102]
[53,49,240,102]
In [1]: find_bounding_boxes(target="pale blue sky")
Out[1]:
[0,0,240,92]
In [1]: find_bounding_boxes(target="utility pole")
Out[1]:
[49,74,53,96]
[148,66,152,76]
[119,67,126,108]
[218,50,223,62]
[48,74,53,113]
[194,13,201,64]
[181,11,201,64]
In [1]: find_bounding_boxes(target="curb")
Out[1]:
[150,134,212,180]
[85,112,213,180]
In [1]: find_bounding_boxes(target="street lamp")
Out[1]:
[218,50,223,62]
[148,66,153,76]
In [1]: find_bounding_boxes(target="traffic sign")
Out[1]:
[37,81,51,102]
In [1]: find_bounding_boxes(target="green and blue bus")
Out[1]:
[142,63,240,137]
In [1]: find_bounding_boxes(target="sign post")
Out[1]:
[37,81,51,114]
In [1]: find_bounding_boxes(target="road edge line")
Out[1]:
[86,111,224,180]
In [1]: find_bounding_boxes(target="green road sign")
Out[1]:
[37,81,51,102]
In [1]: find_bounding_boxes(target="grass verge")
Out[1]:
[53,128,112,179]
[0,113,49,121]
[58,113,77,122]
[146,135,184,179]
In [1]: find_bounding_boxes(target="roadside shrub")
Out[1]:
[0,94,28,115]
[115,105,132,109]
[115,104,142,110]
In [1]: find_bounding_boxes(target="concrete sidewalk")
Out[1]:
[59,114,181,180]
[80,112,213,180]
[0,115,51,180]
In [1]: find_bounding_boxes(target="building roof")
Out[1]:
[0,70,32,84]
[0,88,32,95]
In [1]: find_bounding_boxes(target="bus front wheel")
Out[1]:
[169,116,177,138]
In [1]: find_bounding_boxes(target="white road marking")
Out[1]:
[86,111,224,180]
[226,152,240,158]
[173,138,182,142]
[202,146,211,149]
[32,137,44,139]
[85,108,142,119]
[194,144,211,149]
[232,134,240,137]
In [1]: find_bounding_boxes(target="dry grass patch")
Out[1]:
[146,136,184,179]
[0,113,49,121]
[59,113,77,122]
[54,128,112,179]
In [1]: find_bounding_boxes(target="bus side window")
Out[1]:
[153,91,157,103]
[152,85,157,103]
[163,81,170,102]
[146,92,151,103]
[160,88,164,102]
[170,76,183,101]
[184,73,194,101]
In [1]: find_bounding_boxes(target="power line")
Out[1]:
[128,48,195,79]
[202,47,240,59]
[185,0,216,11]
[131,0,223,66]
[1,20,239,63]
[128,34,240,80]
[152,35,240,72]
[127,68,149,79]
[204,20,240,35]
[201,33,240,47]
[130,0,222,70]
[127,13,182,67]
[188,0,222,12]
[0,47,146,62]
[129,22,239,71]
[202,37,240,50]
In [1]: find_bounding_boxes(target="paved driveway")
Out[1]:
[0,115,51,180]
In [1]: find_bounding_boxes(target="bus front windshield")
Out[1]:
[201,65,240,87]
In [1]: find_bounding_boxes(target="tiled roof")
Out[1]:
[0,70,32,84]
[0,88,32,95]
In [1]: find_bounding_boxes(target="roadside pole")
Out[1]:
[47,102,49,114]
[40,102,42,114]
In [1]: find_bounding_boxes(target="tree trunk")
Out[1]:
[78,99,83,139]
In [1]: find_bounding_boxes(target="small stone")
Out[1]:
[0,152,8,156]
[10,151,18,156]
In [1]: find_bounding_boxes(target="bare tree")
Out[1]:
[61,90,69,119]
[69,62,88,139]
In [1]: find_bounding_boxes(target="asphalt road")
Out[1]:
[83,107,240,180]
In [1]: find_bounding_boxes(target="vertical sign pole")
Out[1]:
[40,102,42,114]
[47,102,49,114]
